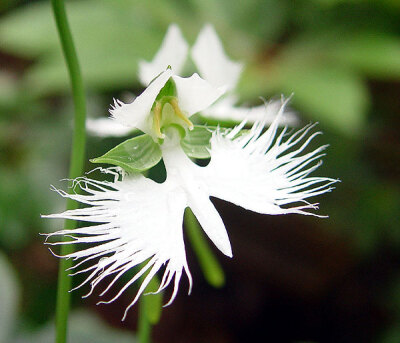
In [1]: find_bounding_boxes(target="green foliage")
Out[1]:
[240,34,372,135]
[91,125,230,169]
[91,134,162,173]
[327,32,400,79]
[277,65,368,136]
[0,0,165,95]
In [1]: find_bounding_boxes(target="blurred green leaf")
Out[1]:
[215,0,288,41]
[0,0,166,95]
[0,72,19,109]
[0,0,269,96]
[0,253,19,342]
[244,60,369,136]
[91,134,162,173]
[279,65,368,135]
[276,30,400,80]
[328,32,400,79]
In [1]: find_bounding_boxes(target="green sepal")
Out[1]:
[181,125,235,159]
[90,134,162,173]
[180,125,213,159]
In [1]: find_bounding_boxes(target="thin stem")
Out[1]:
[51,1,86,343]
[138,297,152,343]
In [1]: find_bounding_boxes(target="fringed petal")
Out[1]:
[43,172,190,319]
[204,100,338,216]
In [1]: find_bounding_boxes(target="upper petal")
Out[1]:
[191,24,243,90]
[110,70,173,133]
[172,73,225,117]
[138,24,188,86]
[203,101,338,216]
[43,170,191,319]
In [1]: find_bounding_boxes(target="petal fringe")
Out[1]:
[43,173,191,320]
[204,100,338,216]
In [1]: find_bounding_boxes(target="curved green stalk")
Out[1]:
[138,297,152,343]
[51,1,86,342]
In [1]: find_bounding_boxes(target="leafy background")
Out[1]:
[0,0,399,342]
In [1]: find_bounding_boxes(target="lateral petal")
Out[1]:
[204,101,338,216]
[43,171,191,318]
[191,24,243,90]
[139,24,189,86]
[172,73,225,117]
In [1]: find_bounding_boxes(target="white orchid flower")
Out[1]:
[87,24,296,137]
[44,100,336,319]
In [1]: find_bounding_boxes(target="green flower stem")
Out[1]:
[138,297,152,343]
[51,1,86,342]
[136,267,163,342]
[184,208,225,288]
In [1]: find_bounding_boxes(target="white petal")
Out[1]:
[162,143,232,257]
[86,118,134,137]
[186,186,232,257]
[202,96,299,126]
[204,101,338,216]
[43,172,191,319]
[109,70,173,133]
[138,24,188,86]
[172,73,225,116]
[191,24,243,90]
